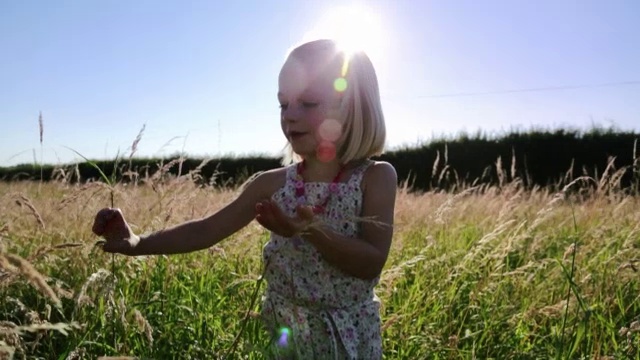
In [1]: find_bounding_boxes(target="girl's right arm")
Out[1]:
[92,169,284,256]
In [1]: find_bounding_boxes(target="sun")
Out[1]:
[305,5,386,65]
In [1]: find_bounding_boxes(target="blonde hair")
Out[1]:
[280,39,386,165]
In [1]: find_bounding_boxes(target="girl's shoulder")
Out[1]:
[256,165,290,180]
[361,160,397,193]
[242,166,289,198]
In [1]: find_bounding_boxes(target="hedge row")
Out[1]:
[2,129,638,192]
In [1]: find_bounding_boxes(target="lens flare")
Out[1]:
[333,77,348,92]
[341,58,349,77]
[317,141,337,163]
[277,327,290,347]
[318,119,342,142]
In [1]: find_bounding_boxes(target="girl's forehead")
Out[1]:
[278,56,341,98]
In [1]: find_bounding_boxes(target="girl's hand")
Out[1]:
[92,208,139,255]
[255,200,314,237]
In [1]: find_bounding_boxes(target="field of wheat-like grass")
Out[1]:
[1,174,639,359]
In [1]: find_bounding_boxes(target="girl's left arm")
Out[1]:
[302,161,397,280]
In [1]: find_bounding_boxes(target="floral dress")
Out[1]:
[261,161,382,359]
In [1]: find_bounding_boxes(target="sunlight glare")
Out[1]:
[305,5,386,66]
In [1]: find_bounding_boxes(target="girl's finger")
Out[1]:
[256,213,279,234]
[295,205,314,222]
[93,209,117,235]
[263,201,279,224]
[255,202,264,215]
[102,240,128,253]
[265,202,292,235]
[256,201,277,229]
[92,208,112,235]
[272,202,302,235]
[92,218,104,235]
[255,214,271,230]
[269,201,290,223]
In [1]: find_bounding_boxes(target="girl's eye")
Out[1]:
[302,102,318,109]
[279,102,317,110]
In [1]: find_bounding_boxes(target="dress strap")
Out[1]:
[347,160,374,186]
[285,163,299,185]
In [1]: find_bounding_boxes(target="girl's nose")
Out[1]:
[282,105,300,123]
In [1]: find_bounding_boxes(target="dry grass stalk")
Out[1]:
[381,314,401,332]
[64,347,87,360]
[50,164,82,184]
[62,181,118,210]
[510,147,517,180]
[525,298,576,320]
[633,139,639,190]
[117,298,128,330]
[432,149,440,180]
[14,195,45,230]
[50,167,67,183]
[530,192,566,230]
[128,124,146,160]
[564,158,575,185]
[0,343,16,360]
[76,269,111,308]
[437,164,451,188]
[3,254,61,308]
[27,243,83,262]
[432,185,480,225]
[51,281,74,300]
[133,309,154,345]
[38,112,43,145]
[11,322,80,336]
[496,156,505,187]
[148,158,182,185]
[497,193,521,223]
[0,254,18,274]
[4,298,28,316]
[185,157,214,183]
[596,156,618,193]
[380,249,428,284]
[563,243,577,260]
[456,219,516,270]
[1,318,80,358]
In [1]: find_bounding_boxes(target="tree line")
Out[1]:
[2,128,638,192]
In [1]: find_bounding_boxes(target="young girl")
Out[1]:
[92,39,397,359]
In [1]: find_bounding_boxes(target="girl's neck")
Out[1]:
[300,158,344,182]
[299,157,367,182]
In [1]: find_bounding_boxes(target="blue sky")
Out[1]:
[1,0,639,166]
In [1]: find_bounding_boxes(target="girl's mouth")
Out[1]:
[288,131,307,139]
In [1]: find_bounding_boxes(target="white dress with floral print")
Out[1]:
[261,161,382,359]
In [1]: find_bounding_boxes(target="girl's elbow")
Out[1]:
[357,262,385,280]
[359,272,381,281]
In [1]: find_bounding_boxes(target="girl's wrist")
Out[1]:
[299,224,323,244]
[124,234,141,256]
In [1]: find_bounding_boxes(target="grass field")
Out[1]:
[1,170,639,359]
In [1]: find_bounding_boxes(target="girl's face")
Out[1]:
[278,54,345,162]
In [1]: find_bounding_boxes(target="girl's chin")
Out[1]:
[291,148,315,159]
[289,141,316,155]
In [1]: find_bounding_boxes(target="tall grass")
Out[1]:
[1,155,639,359]
[38,112,44,190]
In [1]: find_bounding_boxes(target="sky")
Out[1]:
[1,0,639,166]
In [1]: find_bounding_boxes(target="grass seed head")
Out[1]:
[4,254,61,308]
